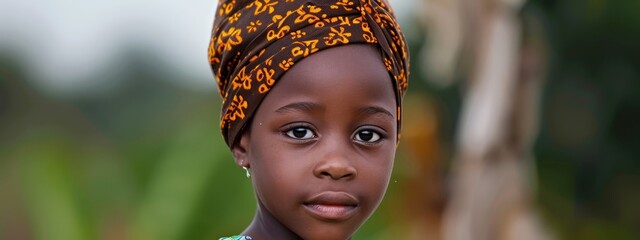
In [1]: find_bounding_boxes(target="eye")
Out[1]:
[353,129,382,143]
[284,127,316,140]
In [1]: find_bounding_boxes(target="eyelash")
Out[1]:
[352,127,385,145]
[281,123,386,145]
[282,123,317,141]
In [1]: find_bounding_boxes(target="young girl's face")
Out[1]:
[233,44,397,240]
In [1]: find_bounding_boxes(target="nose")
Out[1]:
[313,143,357,180]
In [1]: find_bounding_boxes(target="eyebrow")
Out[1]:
[357,106,394,120]
[275,102,393,120]
[275,102,324,114]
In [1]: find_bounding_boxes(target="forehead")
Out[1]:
[258,44,397,113]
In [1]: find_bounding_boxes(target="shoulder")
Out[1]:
[219,236,253,240]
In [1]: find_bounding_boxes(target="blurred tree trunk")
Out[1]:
[419,0,551,239]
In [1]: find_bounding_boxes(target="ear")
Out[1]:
[231,130,251,168]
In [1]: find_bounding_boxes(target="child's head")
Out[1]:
[209,1,408,239]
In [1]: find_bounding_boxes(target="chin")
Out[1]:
[297,223,359,240]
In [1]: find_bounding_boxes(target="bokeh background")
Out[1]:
[1,0,638,239]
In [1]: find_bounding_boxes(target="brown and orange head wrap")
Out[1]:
[209,0,409,148]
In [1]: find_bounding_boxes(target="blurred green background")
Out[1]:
[1,0,639,239]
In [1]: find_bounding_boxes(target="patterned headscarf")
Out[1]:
[209,0,409,148]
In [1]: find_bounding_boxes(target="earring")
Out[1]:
[242,166,251,178]
[241,160,251,179]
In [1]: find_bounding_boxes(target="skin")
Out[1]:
[232,44,398,240]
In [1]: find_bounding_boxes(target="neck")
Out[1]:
[242,201,302,240]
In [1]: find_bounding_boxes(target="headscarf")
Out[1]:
[209,0,409,148]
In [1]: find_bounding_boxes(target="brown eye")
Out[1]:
[354,129,381,143]
[285,127,315,140]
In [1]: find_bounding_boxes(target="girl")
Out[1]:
[208,1,409,239]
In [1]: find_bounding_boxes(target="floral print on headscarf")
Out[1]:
[209,0,409,147]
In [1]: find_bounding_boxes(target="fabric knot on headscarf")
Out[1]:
[209,0,409,148]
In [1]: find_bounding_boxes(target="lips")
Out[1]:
[303,191,359,221]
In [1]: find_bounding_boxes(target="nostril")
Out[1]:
[321,169,355,180]
[314,161,357,180]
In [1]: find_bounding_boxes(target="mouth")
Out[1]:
[303,191,359,221]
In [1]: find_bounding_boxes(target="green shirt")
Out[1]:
[219,235,252,240]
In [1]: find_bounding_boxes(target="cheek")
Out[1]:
[377,145,397,176]
[250,147,281,189]
[249,142,306,200]
[362,147,397,196]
